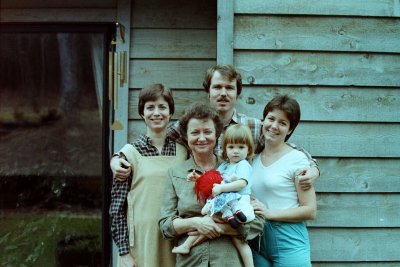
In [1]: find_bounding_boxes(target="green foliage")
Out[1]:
[0,214,101,267]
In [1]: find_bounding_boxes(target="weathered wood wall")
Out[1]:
[128,0,217,136]
[230,0,400,265]
[3,0,399,265]
[0,0,117,22]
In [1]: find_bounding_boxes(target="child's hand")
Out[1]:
[212,184,223,197]
[187,170,201,182]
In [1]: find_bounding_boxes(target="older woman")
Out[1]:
[109,84,187,267]
[159,103,264,267]
[250,95,317,266]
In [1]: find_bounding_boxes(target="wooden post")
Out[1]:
[217,0,234,64]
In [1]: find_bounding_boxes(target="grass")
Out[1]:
[0,212,101,267]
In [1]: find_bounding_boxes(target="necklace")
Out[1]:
[193,154,217,172]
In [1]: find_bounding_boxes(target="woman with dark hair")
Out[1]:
[109,84,187,267]
[250,95,317,266]
[159,103,263,267]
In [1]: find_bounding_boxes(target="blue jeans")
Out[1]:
[249,220,311,267]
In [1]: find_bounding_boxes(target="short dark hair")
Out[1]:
[202,64,243,95]
[179,103,223,146]
[262,94,301,142]
[138,83,174,116]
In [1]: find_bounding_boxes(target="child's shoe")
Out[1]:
[235,210,247,222]
[228,216,240,229]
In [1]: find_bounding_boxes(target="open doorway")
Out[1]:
[0,23,114,266]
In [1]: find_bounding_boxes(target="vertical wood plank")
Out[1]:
[113,0,131,152]
[217,0,233,64]
[112,0,131,266]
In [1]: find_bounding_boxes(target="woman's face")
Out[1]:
[187,118,217,156]
[142,97,171,133]
[262,108,292,144]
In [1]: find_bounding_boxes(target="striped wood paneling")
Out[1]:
[0,9,116,22]
[131,29,216,59]
[235,0,400,17]
[315,158,400,193]
[236,86,400,123]
[131,0,216,28]
[309,228,400,261]
[129,60,216,89]
[235,51,400,87]
[234,15,400,53]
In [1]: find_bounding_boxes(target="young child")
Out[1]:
[172,124,255,267]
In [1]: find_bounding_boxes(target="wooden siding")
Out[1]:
[228,0,400,265]
[235,0,400,17]
[0,0,117,22]
[128,0,217,140]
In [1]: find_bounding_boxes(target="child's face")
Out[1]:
[226,143,248,163]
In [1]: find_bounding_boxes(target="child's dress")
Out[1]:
[204,159,254,221]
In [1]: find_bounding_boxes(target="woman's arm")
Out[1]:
[110,178,132,256]
[173,216,223,239]
[252,182,317,222]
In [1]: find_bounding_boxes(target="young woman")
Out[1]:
[109,84,187,267]
[250,95,317,267]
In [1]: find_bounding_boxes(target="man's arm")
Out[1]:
[287,143,320,190]
[110,153,132,181]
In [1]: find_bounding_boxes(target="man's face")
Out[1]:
[208,71,238,115]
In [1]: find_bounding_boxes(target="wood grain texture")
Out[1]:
[315,158,400,193]
[130,29,216,59]
[1,0,116,8]
[131,0,216,29]
[235,51,400,87]
[308,193,400,227]
[236,86,400,123]
[290,122,400,157]
[234,15,400,53]
[235,0,400,17]
[0,8,117,22]
[112,0,131,150]
[309,228,400,261]
[129,60,216,89]
[217,0,234,64]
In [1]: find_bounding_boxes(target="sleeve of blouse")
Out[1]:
[287,142,319,169]
[109,177,131,255]
[159,168,180,240]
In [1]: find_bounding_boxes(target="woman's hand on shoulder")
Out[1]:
[296,166,319,191]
